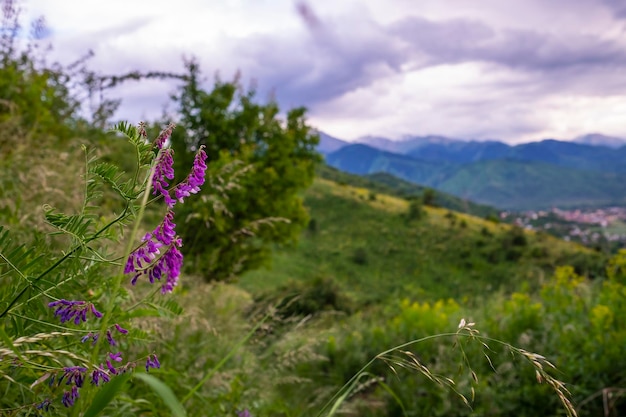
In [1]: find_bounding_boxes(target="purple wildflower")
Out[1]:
[80,332,99,346]
[62,386,79,407]
[154,122,175,150]
[173,147,207,204]
[105,359,118,375]
[160,244,183,294]
[106,330,116,346]
[152,211,177,245]
[152,149,176,207]
[238,410,252,417]
[62,366,87,388]
[129,239,183,294]
[48,300,103,324]
[91,366,110,386]
[145,354,160,372]
[125,145,207,292]
[114,323,128,334]
[109,352,123,362]
[137,121,148,139]
[36,399,51,411]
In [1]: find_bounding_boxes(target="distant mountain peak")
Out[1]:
[316,131,350,154]
[573,133,626,149]
[355,134,463,154]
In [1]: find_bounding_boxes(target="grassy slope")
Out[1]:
[317,164,499,218]
[240,178,604,305]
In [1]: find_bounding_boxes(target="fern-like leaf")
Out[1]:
[110,121,139,141]
[89,161,135,199]
[110,121,153,165]
[43,206,96,241]
[139,298,184,319]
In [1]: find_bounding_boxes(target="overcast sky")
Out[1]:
[22,0,626,143]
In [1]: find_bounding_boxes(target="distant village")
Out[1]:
[500,206,626,248]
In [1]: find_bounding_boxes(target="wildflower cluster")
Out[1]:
[45,350,155,408]
[48,300,102,324]
[125,123,207,293]
[41,300,135,408]
[35,123,198,411]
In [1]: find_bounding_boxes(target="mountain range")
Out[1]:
[317,132,626,210]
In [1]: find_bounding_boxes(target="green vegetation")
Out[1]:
[1,3,625,416]
[170,59,321,281]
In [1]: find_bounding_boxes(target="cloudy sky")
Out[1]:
[22,0,626,143]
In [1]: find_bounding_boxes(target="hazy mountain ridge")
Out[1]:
[318,132,626,210]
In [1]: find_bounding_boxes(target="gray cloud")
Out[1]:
[219,6,626,115]
[233,16,407,107]
[389,16,626,71]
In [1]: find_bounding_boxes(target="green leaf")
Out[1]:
[83,373,131,417]
[110,121,138,141]
[134,372,187,417]
[144,299,184,318]
[89,161,134,198]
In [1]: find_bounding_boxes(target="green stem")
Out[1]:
[91,151,159,363]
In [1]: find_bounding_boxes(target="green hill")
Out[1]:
[240,177,605,305]
[317,164,499,218]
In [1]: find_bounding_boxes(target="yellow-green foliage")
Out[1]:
[393,298,460,337]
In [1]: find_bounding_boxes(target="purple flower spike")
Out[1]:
[62,366,87,388]
[153,211,177,246]
[174,147,207,204]
[109,352,123,362]
[91,366,110,386]
[48,300,103,324]
[163,245,183,293]
[145,354,160,372]
[152,149,176,207]
[62,386,79,407]
[154,123,175,150]
[124,144,207,292]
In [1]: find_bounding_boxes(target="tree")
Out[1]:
[422,188,437,207]
[170,59,321,281]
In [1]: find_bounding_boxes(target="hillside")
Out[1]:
[317,164,499,218]
[240,177,605,304]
